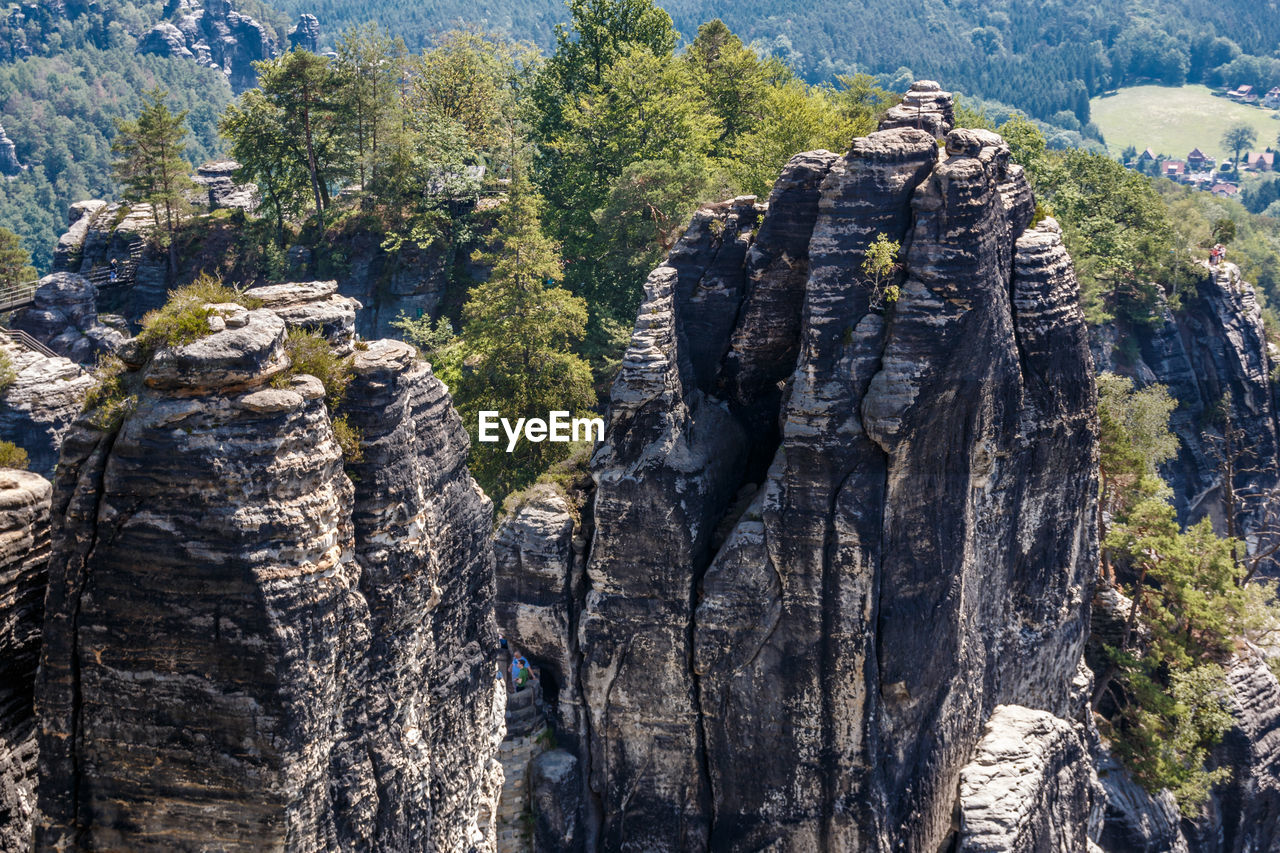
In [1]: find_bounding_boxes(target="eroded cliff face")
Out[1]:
[1093,262,1280,573]
[497,83,1102,852]
[0,470,52,852]
[32,284,502,851]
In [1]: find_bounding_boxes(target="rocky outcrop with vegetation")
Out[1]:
[0,341,94,478]
[137,0,278,92]
[496,85,1105,851]
[1092,261,1280,575]
[31,281,503,851]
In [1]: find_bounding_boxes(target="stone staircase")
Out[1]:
[496,654,550,853]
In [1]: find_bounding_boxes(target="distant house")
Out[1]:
[1265,87,1280,108]
[1211,182,1241,198]
[1163,159,1187,179]
[1187,148,1214,170]
[1137,148,1157,163]
[1186,169,1215,185]
[1231,84,1255,100]
[1244,151,1275,171]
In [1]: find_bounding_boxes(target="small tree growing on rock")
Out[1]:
[863,232,901,310]
[112,88,195,272]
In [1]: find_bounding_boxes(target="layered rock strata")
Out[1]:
[497,98,1101,851]
[0,470,52,853]
[33,286,502,850]
[957,705,1101,852]
[1093,261,1280,572]
[138,0,278,92]
[0,340,94,478]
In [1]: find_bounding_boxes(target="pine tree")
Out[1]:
[0,227,35,288]
[111,88,194,270]
[450,175,595,500]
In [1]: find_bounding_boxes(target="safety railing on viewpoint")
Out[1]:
[0,278,38,312]
[1,328,57,359]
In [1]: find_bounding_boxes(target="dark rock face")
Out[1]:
[193,160,258,212]
[1093,263,1280,572]
[138,0,278,92]
[530,750,586,853]
[288,13,319,52]
[0,123,23,177]
[496,101,1102,851]
[11,273,125,364]
[32,287,502,850]
[0,470,52,853]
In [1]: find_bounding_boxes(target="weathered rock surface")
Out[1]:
[138,0,278,92]
[288,13,319,51]
[0,123,23,176]
[193,160,258,212]
[530,750,586,853]
[958,705,1101,852]
[879,79,957,139]
[0,340,94,478]
[11,273,125,364]
[1093,261,1280,573]
[33,288,502,850]
[245,279,361,353]
[0,470,51,853]
[496,90,1102,851]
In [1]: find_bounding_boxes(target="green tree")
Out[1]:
[256,49,346,223]
[0,227,36,288]
[410,30,537,169]
[730,79,857,197]
[1096,499,1241,812]
[834,73,897,136]
[684,20,777,153]
[1222,122,1257,174]
[450,177,595,499]
[111,88,195,270]
[220,90,312,245]
[334,24,398,188]
[1035,150,1183,324]
[997,114,1047,177]
[862,232,901,308]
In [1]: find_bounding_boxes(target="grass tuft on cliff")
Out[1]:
[82,355,138,432]
[273,329,354,410]
[135,275,264,358]
[0,441,29,470]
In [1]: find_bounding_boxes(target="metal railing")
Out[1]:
[1,328,57,359]
[85,240,146,289]
[0,279,38,312]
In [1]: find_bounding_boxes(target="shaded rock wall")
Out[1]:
[496,86,1101,852]
[0,470,51,853]
[11,273,125,364]
[32,287,502,850]
[1093,262,1280,571]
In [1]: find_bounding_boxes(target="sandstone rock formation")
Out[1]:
[138,0,278,92]
[0,123,23,177]
[0,339,94,478]
[11,273,125,364]
[497,94,1103,851]
[1093,261,1280,574]
[33,284,503,850]
[958,705,1102,852]
[0,470,51,853]
[193,160,258,212]
[288,13,319,52]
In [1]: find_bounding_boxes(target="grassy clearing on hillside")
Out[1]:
[1091,84,1280,162]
